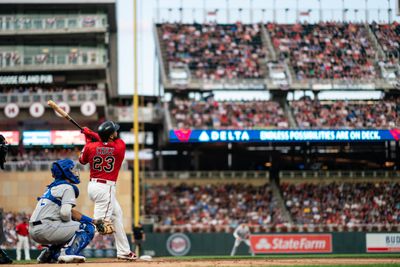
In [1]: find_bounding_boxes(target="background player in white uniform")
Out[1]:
[29,159,96,263]
[15,218,31,261]
[230,223,255,256]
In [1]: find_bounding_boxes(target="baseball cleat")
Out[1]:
[37,247,53,263]
[117,252,137,261]
[58,255,86,263]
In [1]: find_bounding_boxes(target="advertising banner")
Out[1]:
[0,131,19,145]
[51,131,85,145]
[250,234,332,254]
[23,131,51,146]
[366,233,400,252]
[169,129,400,143]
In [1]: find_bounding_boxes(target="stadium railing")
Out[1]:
[279,170,400,179]
[0,14,107,33]
[152,223,400,233]
[2,160,129,172]
[290,78,394,90]
[164,77,266,90]
[143,170,270,180]
[0,46,107,71]
[0,90,106,107]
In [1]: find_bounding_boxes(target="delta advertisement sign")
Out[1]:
[250,234,332,254]
[169,129,400,143]
[366,233,400,253]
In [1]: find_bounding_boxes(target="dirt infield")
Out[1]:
[8,258,400,267]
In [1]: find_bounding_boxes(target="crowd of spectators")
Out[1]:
[281,182,400,227]
[290,98,400,128]
[7,147,81,163]
[0,85,98,94]
[267,22,377,80]
[145,183,287,232]
[170,97,289,129]
[160,22,266,80]
[371,22,400,58]
[1,211,114,250]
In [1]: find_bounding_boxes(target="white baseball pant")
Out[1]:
[16,235,31,261]
[230,238,254,256]
[88,181,131,256]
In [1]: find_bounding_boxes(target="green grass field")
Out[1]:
[13,254,400,267]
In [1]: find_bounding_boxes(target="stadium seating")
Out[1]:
[266,22,377,81]
[7,147,81,162]
[281,181,400,227]
[158,22,266,80]
[170,98,289,129]
[290,98,400,128]
[145,183,286,232]
[371,22,400,58]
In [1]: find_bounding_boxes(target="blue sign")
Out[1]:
[23,131,51,145]
[169,129,400,143]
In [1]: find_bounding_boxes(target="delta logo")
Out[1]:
[250,234,332,254]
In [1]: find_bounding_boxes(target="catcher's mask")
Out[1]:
[51,159,80,184]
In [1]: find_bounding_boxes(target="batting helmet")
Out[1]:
[51,159,80,184]
[98,121,120,142]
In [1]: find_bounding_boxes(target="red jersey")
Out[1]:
[15,222,29,236]
[79,138,126,182]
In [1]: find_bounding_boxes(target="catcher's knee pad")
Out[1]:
[80,222,95,239]
[65,223,95,256]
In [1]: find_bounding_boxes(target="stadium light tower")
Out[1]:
[285,8,289,23]
[226,0,230,23]
[156,0,160,22]
[318,0,323,22]
[342,0,345,21]
[250,0,254,23]
[273,0,276,23]
[179,0,183,22]
[388,0,392,23]
[365,0,369,22]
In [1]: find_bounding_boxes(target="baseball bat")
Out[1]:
[47,100,83,131]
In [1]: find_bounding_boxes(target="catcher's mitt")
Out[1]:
[94,219,114,235]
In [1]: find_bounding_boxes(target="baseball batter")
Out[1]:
[230,223,255,256]
[29,159,95,263]
[79,121,136,260]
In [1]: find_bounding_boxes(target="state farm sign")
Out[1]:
[250,234,332,254]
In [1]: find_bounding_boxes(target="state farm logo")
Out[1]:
[255,238,272,250]
[250,234,332,254]
[166,233,191,256]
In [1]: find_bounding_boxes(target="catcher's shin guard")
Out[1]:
[65,223,95,256]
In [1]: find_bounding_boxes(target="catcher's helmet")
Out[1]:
[51,159,80,184]
[98,121,120,142]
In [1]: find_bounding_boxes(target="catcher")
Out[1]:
[29,159,113,263]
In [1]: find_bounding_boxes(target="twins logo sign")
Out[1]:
[166,233,191,256]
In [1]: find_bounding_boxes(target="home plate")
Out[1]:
[139,255,153,261]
